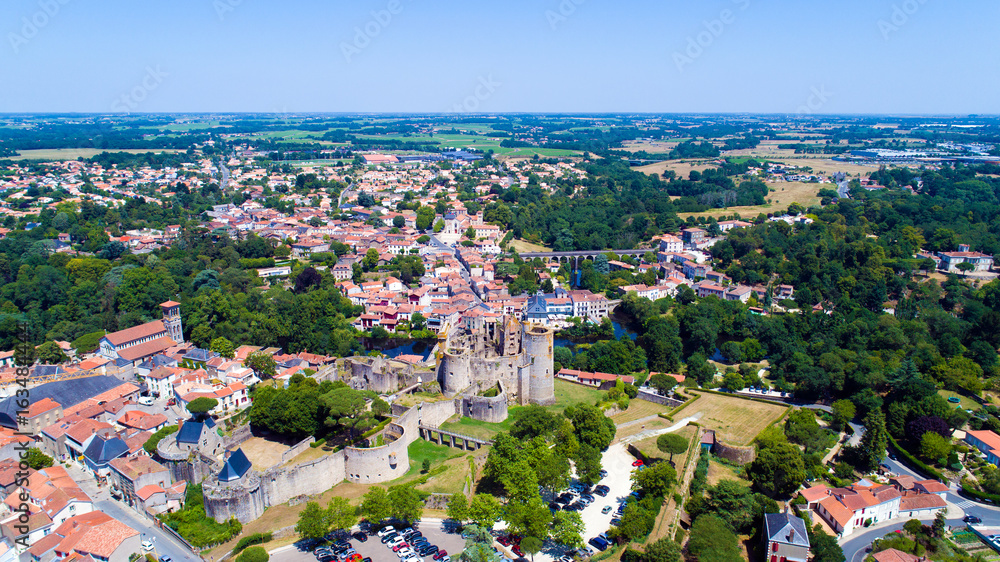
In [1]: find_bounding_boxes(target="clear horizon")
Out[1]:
[2,0,997,114]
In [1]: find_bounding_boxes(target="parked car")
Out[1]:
[141,541,154,551]
[964,515,982,524]
[589,537,610,551]
[631,459,644,467]
[602,505,612,514]
[378,526,397,537]
[433,551,448,560]
[599,469,608,478]
[352,532,368,542]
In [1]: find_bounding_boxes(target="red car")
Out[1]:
[512,545,524,556]
[498,537,511,547]
[632,459,644,467]
[392,543,410,552]
[433,552,448,561]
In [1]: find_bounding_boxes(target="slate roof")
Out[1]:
[175,417,216,444]
[0,376,126,429]
[218,449,252,482]
[83,436,128,466]
[764,513,810,547]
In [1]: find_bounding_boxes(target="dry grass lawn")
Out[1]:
[509,238,552,253]
[677,180,824,220]
[613,417,672,442]
[635,160,719,179]
[632,424,697,461]
[707,458,750,487]
[680,391,787,446]
[241,436,291,470]
[611,400,671,425]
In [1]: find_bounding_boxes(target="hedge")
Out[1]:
[886,434,943,481]
[960,479,1000,504]
[234,532,272,554]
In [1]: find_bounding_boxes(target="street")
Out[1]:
[64,463,202,562]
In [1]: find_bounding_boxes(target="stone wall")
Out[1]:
[223,424,254,449]
[419,400,458,428]
[523,324,555,406]
[636,389,685,408]
[280,436,315,466]
[204,473,266,524]
[461,391,507,423]
[713,439,756,465]
[261,451,347,507]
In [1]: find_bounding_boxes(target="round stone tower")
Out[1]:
[523,323,555,405]
[439,346,472,397]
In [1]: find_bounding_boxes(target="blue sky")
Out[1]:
[1,0,997,113]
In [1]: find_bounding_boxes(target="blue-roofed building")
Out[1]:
[160,417,223,459]
[83,434,129,477]
[218,449,252,483]
[763,512,810,562]
[183,347,215,364]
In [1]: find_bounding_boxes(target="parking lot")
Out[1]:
[270,520,466,562]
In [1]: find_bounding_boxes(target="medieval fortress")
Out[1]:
[164,315,555,525]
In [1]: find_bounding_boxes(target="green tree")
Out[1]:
[433,219,445,233]
[808,523,845,562]
[362,249,379,272]
[617,502,655,542]
[574,443,603,485]
[393,215,405,228]
[633,460,676,498]
[504,495,551,540]
[746,428,807,497]
[245,351,277,380]
[688,515,741,562]
[360,486,391,524]
[520,536,543,561]
[468,494,502,530]
[831,399,856,431]
[956,262,975,276]
[294,501,330,541]
[326,496,357,533]
[643,537,682,562]
[919,432,951,463]
[571,403,616,451]
[446,493,469,523]
[210,336,235,359]
[388,485,423,524]
[551,511,584,549]
[858,407,888,471]
[35,341,68,364]
[23,448,53,469]
[186,397,218,415]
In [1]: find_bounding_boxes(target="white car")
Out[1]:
[378,526,397,537]
[138,396,155,406]
[395,546,413,557]
[141,541,154,552]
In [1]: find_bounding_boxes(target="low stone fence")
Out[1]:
[280,436,316,466]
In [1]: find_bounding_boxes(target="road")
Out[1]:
[65,464,201,562]
[839,453,1000,561]
[837,179,851,199]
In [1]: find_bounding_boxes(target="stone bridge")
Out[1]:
[518,249,650,265]
[418,425,492,451]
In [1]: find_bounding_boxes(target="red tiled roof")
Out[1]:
[104,321,166,346]
[117,337,175,362]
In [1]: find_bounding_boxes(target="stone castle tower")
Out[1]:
[438,315,555,406]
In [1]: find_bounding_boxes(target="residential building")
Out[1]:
[763,512,810,562]
[965,429,1000,466]
[938,244,994,272]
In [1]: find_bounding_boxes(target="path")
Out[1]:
[620,413,703,445]
[616,414,663,429]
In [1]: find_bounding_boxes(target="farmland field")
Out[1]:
[9,148,182,161]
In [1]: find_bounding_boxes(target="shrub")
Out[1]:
[236,546,268,562]
[234,533,272,553]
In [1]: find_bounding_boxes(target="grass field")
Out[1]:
[632,424,697,461]
[10,148,182,161]
[635,159,719,179]
[707,458,750,487]
[610,399,671,425]
[938,389,979,411]
[509,238,552,253]
[678,391,788,446]
[675,180,824,220]
[405,440,471,495]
